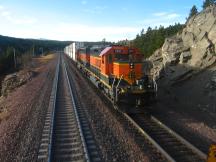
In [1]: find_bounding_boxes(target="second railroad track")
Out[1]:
[125,112,207,162]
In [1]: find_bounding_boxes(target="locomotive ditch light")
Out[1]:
[130,62,134,69]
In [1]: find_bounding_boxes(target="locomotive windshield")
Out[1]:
[114,54,129,62]
[114,53,143,62]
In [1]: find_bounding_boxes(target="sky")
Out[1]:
[0,0,203,42]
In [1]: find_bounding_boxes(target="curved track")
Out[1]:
[125,112,207,162]
[37,54,101,162]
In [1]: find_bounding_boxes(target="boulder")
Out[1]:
[162,36,187,66]
[148,49,164,79]
[182,31,195,48]
[1,70,34,96]
[179,51,192,64]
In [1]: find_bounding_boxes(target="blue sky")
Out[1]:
[0,0,203,42]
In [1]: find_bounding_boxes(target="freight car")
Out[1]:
[65,44,157,106]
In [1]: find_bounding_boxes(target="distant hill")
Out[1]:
[0,35,72,73]
[83,41,113,47]
[0,35,72,56]
[0,35,114,73]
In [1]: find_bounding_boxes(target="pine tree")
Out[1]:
[188,5,198,19]
[203,0,216,9]
[132,24,184,57]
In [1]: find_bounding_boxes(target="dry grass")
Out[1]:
[0,106,8,123]
[34,54,56,64]
[33,54,56,72]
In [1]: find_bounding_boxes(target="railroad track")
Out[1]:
[37,54,101,162]
[62,55,208,162]
[125,112,207,162]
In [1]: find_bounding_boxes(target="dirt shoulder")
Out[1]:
[0,54,57,162]
[152,65,216,153]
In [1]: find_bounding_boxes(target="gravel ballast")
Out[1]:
[152,65,216,154]
[0,55,57,162]
[65,55,164,162]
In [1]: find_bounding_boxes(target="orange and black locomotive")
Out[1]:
[65,44,157,106]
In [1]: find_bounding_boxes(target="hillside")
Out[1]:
[149,5,216,81]
[0,35,72,56]
[132,23,184,58]
[148,5,216,153]
[149,5,216,113]
[0,35,72,73]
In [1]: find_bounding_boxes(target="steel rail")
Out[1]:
[63,55,207,162]
[151,116,207,160]
[126,112,207,162]
[38,54,92,162]
[123,112,176,162]
[47,54,60,162]
[37,53,60,161]
[63,58,90,162]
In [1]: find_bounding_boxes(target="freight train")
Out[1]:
[64,43,157,106]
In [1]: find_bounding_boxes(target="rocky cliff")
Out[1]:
[150,5,216,83]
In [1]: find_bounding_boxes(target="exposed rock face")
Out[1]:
[148,49,163,79]
[150,5,216,81]
[179,51,191,64]
[162,35,188,66]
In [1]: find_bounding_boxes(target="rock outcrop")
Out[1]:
[1,70,35,96]
[150,5,216,81]
[148,49,163,79]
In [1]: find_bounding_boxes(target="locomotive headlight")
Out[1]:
[129,62,134,69]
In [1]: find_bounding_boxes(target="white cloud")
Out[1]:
[153,12,180,19]
[0,22,140,41]
[1,11,10,17]
[83,5,108,14]
[122,7,128,11]
[0,5,137,41]
[166,13,180,19]
[0,5,37,24]
[50,23,139,41]
[81,0,87,5]
[83,9,100,14]
[137,11,183,28]
[153,12,168,17]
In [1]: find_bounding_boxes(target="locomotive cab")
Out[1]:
[74,44,157,107]
[99,46,157,106]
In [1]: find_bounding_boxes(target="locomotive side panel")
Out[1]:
[73,45,157,106]
[90,55,101,78]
